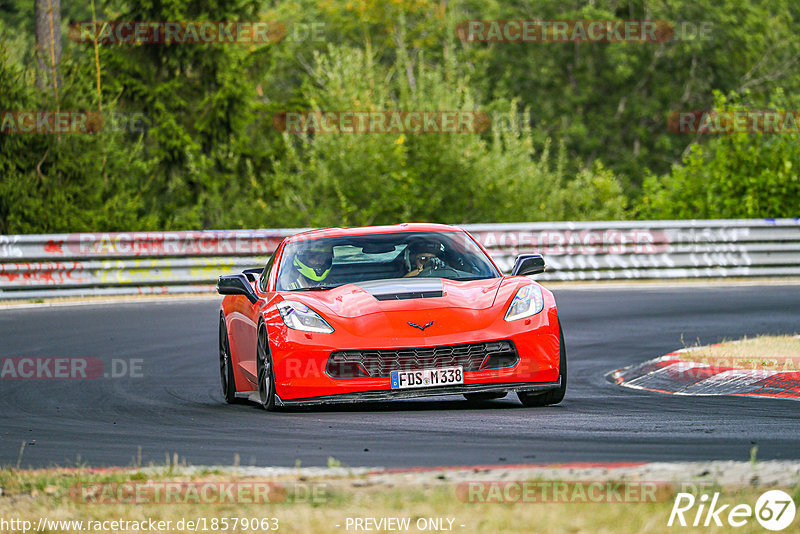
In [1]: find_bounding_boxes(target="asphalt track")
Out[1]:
[1,285,799,469]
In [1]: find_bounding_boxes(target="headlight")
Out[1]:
[277,301,334,333]
[504,284,544,321]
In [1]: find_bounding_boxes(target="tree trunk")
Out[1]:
[34,0,62,93]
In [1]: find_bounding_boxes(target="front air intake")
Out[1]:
[326,340,518,378]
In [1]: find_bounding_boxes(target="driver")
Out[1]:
[286,244,334,289]
[404,239,446,277]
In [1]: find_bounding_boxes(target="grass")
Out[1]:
[680,335,800,371]
[1,467,798,533]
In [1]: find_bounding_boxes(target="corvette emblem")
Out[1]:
[408,321,434,331]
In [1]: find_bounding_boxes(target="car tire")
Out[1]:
[463,392,507,401]
[518,323,567,407]
[257,322,279,411]
[219,315,240,404]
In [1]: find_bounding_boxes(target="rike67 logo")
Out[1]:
[668,490,796,531]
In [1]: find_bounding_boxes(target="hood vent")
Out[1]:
[356,278,444,301]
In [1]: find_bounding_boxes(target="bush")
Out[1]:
[0,41,154,233]
[265,40,628,227]
[639,91,800,219]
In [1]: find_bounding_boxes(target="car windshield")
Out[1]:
[276,230,500,291]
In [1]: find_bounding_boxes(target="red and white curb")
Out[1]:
[608,348,800,401]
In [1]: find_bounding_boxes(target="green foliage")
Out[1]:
[555,161,628,221]
[266,41,627,227]
[0,40,155,233]
[98,0,283,230]
[459,0,800,195]
[0,0,798,233]
[639,91,800,219]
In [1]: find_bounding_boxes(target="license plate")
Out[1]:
[390,366,464,389]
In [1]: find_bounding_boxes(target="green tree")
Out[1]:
[639,91,800,218]
[0,39,154,233]
[265,39,627,227]
[458,0,800,196]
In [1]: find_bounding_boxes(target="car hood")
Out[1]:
[283,277,522,339]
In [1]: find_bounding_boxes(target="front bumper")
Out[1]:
[263,292,562,402]
[273,378,562,407]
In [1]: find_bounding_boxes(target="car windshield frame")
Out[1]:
[276,230,500,291]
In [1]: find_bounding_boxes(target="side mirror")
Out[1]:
[511,254,545,276]
[217,273,259,304]
[241,267,263,282]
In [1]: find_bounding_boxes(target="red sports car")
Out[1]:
[217,223,565,409]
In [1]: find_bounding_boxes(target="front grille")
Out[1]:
[326,340,518,378]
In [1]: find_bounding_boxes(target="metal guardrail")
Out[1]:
[1,219,799,299]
